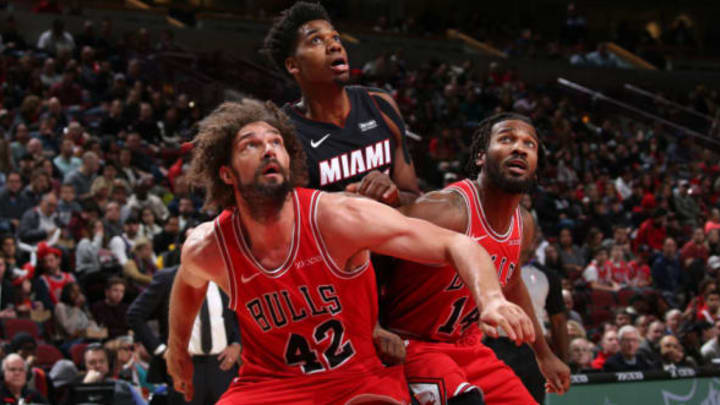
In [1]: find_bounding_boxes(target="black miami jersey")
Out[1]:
[284,86,398,191]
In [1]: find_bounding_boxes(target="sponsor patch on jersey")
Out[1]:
[358,119,378,132]
[508,239,522,246]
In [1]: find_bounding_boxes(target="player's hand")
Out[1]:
[373,324,406,365]
[538,352,571,395]
[166,345,194,402]
[345,170,399,206]
[218,343,242,371]
[478,297,535,345]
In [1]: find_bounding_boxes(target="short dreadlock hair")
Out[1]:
[186,99,308,211]
[262,2,331,78]
[464,112,544,179]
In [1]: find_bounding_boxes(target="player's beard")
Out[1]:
[235,160,293,221]
[484,155,536,194]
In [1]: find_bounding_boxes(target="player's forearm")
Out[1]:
[395,190,421,206]
[168,271,207,352]
[505,281,552,358]
[550,313,570,362]
[447,234,505,308]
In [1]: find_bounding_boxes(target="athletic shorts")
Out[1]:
[217,364,411,405]
[404,332,537,405]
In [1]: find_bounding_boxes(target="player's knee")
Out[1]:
[447,389,485,405]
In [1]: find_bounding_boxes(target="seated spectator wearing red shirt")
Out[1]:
[582,247,621,292]
[607,244,631,285]
[689,279,718,322]
[681,227,709,268]
[635,208,667,252]
[698,290,720,324]
[705,208,720,235]
[592,329,620,369]
[628,244,652,288]
[38,244,75,305]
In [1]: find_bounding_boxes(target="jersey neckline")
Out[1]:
[231,191,301,276]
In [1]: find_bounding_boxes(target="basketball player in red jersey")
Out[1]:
[263,2,421,206]
[383,113,571,405]
[165,100,534,405]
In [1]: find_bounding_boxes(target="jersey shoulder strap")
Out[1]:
[365,87,411,164]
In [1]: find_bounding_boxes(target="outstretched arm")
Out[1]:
[166,222,226,402]
[319,193,534,343]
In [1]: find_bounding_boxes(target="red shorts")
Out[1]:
[217,364,411,405]
[404,333,537,405]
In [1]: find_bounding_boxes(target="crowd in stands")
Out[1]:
[0,2,714,404]
[0,11,202,404]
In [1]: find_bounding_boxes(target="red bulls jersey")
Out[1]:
[383,179,523,342]
[214,188,382,379]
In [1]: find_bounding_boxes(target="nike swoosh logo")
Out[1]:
[240,272,261,283]
[471,235,488,242]
[310,133,331,148]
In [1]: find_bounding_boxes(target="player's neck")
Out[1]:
[475,175,522,233]
[300,84,350,127]
[236,196,295,255]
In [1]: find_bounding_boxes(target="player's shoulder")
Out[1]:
[400,188,467,232]
[181,220,221,265]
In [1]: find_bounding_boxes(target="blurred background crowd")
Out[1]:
[0,0,715,404]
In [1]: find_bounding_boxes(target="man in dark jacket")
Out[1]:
[604,325,658,372]
[0,172,31,233]
[17,192,59,246]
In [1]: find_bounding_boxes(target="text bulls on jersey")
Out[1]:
[246,285,343,332]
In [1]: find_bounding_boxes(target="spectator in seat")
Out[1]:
[699,290,720,324]
[635,208,667,253]
[559,228,585,277]
[37,19,74,56]
[665,309,683,336]
[628,244,652,288]
[681,227,709,268]
[138,208,161,240]
[109,213,141,267]
[0,172,31,232]
[674,179,701,228]
[660,334,693,371]
[48,67,83,107]
[568,338,594,373]
[76,343,146,405]
[102,201,123,239]
[701,320,720,365]
[55,282,102,347]
[591,329,619,369]
[57,184,82,229]
[652,237,684,306]
[705,208,720,235]
[562,289,583,325]
[152,215,179,256]
[637,320,665,364]
[21,169,50,208]
[38,244,75,305]
[122,237,156,291]
[0,354,48,404]
[126,176,168,223]
[582,247,621,291]
[91,277,129,339]
[64,151,100,201]
[9,332,48,398]
[48,359,77,405]
[604,325,657,371]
